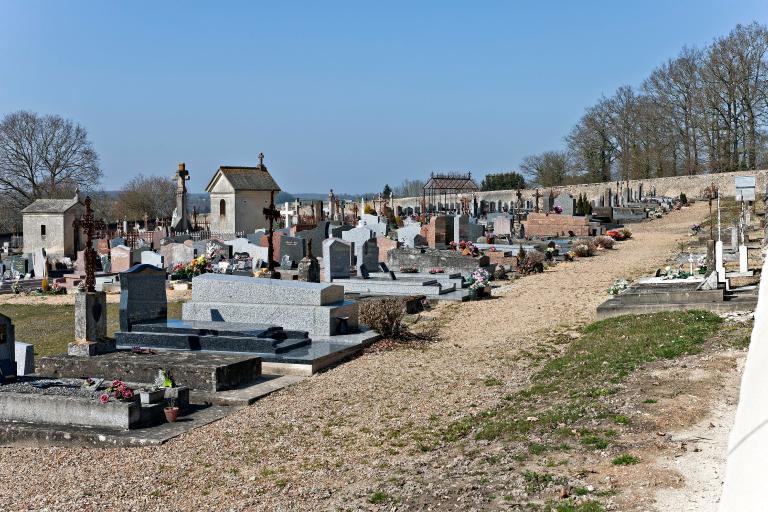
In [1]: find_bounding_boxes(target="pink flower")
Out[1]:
[122,389,134,399]
[99,393,110,404]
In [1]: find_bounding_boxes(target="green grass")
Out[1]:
[0,300,184,357]
[613,415,630,425]
[642,399,657,404]
[442,311,723,444]
[612,454,640,466]
[484,377,503,386]
[368,491,391,504]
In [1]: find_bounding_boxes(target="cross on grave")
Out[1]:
[534,188,541,213]
[351,201,359,222]
[72,196,106,293]
[263,190,282,276]
[258,152,265,166]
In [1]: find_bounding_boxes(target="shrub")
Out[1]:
[359,298,405,338]
[363,205,376,215]
[612,454,640,466]
[594,235,615,249]
[519,250,545,275]
[572,239,596,257]
[679,192,688,205]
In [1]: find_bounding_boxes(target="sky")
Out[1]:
[1,1,767,195]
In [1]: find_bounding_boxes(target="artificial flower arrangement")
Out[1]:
[37,281,66,295]
[488,246,497,252]
[100,379,135,404]
[564,251,576,262]
[449,240,479,257]
[466,267,490,291]
[428,268,445,274]
[690,224,702,235]
[661,266,692,280]
[399,267,418,273]
[606,228,632,241]
[553,205,564,214]
[171,256,211,280]
[608,279,629,295]
[11,279,23,295]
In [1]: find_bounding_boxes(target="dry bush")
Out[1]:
[573,239,596,257]
[594,235,615,249]
[519,249,546,275]
[359,297,406,338]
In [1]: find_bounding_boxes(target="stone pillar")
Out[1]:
[69,291,114,356]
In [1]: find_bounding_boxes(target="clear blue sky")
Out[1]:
[1,1,766,194]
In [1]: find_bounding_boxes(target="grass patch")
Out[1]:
[642,399,657,404]
[484,377,503,386]
[612,454,640,466]
[613,415,630,425]
[442,311,722,444]
[0,300,184,357]
[368,491,391,504]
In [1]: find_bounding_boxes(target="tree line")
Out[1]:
[522,22,768,188]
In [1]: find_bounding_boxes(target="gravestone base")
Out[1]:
[67,339,117,357]
[75,291,108,342]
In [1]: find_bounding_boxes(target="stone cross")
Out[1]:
[258,152,265,166]
[534,188,541,213]
[172,162,192,232]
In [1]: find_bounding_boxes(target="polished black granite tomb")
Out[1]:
[115,319,312,354]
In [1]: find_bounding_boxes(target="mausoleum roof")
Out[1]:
[206,165,281,193]
[21,196,82,214]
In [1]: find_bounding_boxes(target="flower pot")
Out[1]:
[164,406,179,423]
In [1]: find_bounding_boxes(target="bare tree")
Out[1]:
[114,174,176,221]
[393,179,425,198]
[0,111,102,210]
[520,151,570,187]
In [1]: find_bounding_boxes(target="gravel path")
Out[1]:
[0,204,708,511]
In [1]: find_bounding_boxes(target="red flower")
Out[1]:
[122,389,134,399]
[99,393,110,404]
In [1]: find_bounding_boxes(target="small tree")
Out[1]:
[382,184,392,198]
[679,192,688,205]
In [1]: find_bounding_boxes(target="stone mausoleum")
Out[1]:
[21,192,84,259]
[205,154,281,234]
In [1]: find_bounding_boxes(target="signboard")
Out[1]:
[735,176,756,202]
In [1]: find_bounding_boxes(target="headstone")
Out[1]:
[159,242,195,269]
[32,248,47,278]
[131,246,154,266]
[359,264,370,279]
[397,224,422,248]
[109,237,125,249]
[342,226,375,246]
[356,239,379,272]
[119,264,168,332]
[14,342,34,376]
[6,256,29,276]
[453,214,470,243]
[553,193,575,216]
[322,238,351,282]
[100,254,112,273]
[206,240,233,261]
[280,236,306,264]
[297,253,320,283]
[0,314,16,380]
[140,251,164,269]
[110,245,133,273]
[541,191,552,213]
[296,221,331,255]
[330,224,354,238]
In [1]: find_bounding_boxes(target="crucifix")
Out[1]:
[351,201,359,222]
[73,196,106,293]
[704,183,718,241]
[263,190,282,278]
[258,152,265,166]
[534,188,541,213]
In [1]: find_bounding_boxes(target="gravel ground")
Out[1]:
[0,204,710,511]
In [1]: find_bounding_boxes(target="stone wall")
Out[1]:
[392,169,768,212]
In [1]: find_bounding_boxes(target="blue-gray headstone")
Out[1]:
[119,264,167,332]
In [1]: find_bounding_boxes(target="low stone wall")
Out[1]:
[393,169,768,212]
[522,213,598,238]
